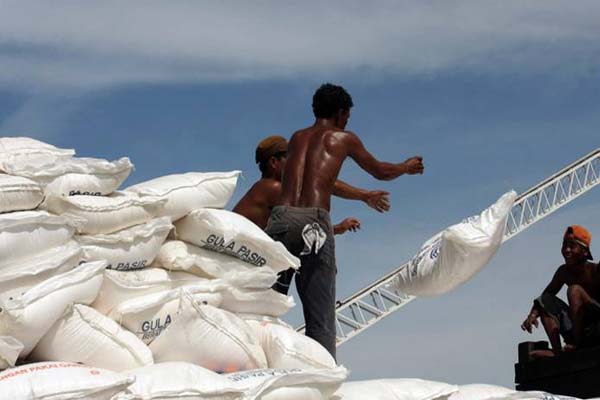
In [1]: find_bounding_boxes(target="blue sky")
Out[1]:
[1,0,600,388]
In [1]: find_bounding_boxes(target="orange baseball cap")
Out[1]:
[255,135,288,164]
[565,225,593,260]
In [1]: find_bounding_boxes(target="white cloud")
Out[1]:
[1,0,599,91]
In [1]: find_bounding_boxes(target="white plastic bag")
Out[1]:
[92,268,203,315]
[154,240,278,288]
[0,241,83,302]
[0,137,74,169]
[31,304,153,372]
[449,384,515,400]
[0,336,23,370]
[174,209,300,274]
[109,283,226,345]
[394,191,516,296]
[334,379,458,400]
[43,192,166,234]
[126,171,241,221]
[220,287,294,317]
[78,217,172,271]
[3,156,133,196]
[0,260,106,356]
[114,362,243,400]
[0,211,80,265]
[0,174,44,213]
[0,362,133,400]
[225,366,348,400]
[149,292,267,373]
[246,321,336,370]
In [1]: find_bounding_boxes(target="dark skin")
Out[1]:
[279,108,424,210]
[521,235,599,356]
[233,151,390,233]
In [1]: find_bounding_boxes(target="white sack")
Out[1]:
[220,287,294,317]
[0,361,133,400]
[225,366,348,400]
[43,192,166,234]
[0,137,74,169]
[78,217,172,270]
[126,171,241,221]
[154,240,278,288]
[115,362,243,400]
[3,156,133,196]
[449,384,515,400]
[247,321,335,370]
[334,379,458,400]
[149,292,267,373]
[31,304,153,372]
[0,174,44,213]
[92,268,203,315]
[174,209,299,274]
[393,191,516,296]
[0,210,80,265]
[0,260,105,357]
[109,283,225,345]
[487,392,580,400]
[0,241,83,302]
[0,336,23,370]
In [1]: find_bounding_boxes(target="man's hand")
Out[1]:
[521,314,539,333]
[334,218,361,235]
[364,191,390,213]
[404,156,424,175]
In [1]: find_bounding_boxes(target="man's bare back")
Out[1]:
[280,124,424,210]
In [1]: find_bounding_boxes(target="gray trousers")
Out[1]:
[265,205,337,359]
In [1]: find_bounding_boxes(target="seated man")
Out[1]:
[233,135,390,293]
[521,225,600,357]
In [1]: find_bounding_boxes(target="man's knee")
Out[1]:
[567,284,589,308]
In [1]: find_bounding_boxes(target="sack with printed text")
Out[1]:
[225,366,348,400]
[174,209,300,274]
[393,191,516,296]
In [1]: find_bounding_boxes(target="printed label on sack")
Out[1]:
[138,315,172,342]
[226,368,302,382]
[201,234,267,266]
[107,259,148,271]
[69,190,102,196]
[0,363,102,382]
[409,236,442,277]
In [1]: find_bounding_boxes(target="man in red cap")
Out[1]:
[234,135,390,232]
[521,225,600,356]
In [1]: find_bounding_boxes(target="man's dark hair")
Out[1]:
[312,83,353,118]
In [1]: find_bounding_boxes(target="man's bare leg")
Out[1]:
[567,284,594,348]
[530,310,563,358]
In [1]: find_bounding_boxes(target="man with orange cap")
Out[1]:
[234,135,390,231]
[521,225,599,356]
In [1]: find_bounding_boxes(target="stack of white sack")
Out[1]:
[0,137,155,372]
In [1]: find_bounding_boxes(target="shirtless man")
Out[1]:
[264,83,425,357]
[234,135,391,295]
[233,135,389,231]
[521,225,599,357]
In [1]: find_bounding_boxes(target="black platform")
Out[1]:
[515,341,600,398]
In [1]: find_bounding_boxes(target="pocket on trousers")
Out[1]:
[266,222,289,241]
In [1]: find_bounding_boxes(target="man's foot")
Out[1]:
[529,349,556,359]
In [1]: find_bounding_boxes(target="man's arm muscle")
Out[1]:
[343,132,423,180]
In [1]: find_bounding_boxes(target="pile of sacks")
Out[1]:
[0,137,585,400]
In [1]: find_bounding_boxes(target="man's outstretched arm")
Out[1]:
[332,180,390,213]
[343,132,424,181]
